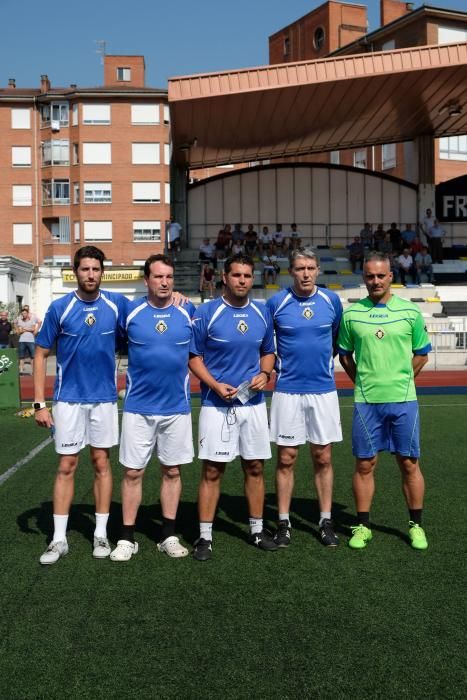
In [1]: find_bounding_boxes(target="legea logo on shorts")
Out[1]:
[61,442,78,447]
[278,434,295,440]
[215,451,229,456]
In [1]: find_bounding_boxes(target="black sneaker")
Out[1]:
[274,519,291,548]
[248,530,279,551]
[319,518,339,547]
[192,537,212,561]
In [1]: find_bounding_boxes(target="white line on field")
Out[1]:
[0,437,53,486]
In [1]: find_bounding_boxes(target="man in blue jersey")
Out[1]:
[110,255,195,561]
[189,253,277,561]
[34,246,125,564]
[267,248,343,548]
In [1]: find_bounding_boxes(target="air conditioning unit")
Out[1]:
[51,120,60,132]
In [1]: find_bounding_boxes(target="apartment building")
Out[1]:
[0,55,170,268]
[268,0,467,184]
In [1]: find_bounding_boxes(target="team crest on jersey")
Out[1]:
[84,313,96,327]
[155,320,168,334]
[237,320,248,334]
[303,307,314,320]
[375,329,385,339]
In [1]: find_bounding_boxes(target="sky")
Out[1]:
[1,0,466,89]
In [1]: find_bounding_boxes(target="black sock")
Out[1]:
[121,525,135,543]
[161,516,176,541]
[409,509,423,525]
[357,511,370,526]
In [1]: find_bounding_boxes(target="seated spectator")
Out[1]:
[401,224,416,247]
[272,224,287,255]
[199,238,217,267]
[258,226,273,254]
[410,235,424,257]
[388,222,402,253]
[231,223,245,246]
[244,224,258,257]
[215,226,232,259]
[397,248,416,285]
[379,232,393,255]
[348,236,364,272]
[0,310,12,349]
[427,219,445,263]
[373,224,386,251]
[359,223,373,249]
[262,247,279,285]
[414,246,433,284]
[389,253,399,283]
[199,262,216,299]
[231,241,245,256]
[287,223,302,251]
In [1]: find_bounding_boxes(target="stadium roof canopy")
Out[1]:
[168,42,467,169]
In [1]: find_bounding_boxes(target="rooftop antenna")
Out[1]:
[95,40,107,65]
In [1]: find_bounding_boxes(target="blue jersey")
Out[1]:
[190,297,275,407]
[123,298,195,416]
[36,290,125,403]
[266,287,342,394]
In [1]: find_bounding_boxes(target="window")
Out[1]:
[283,37,290,57]
[439,135,467,161]
[12,146,31,167]
[41,140,70,166]
[73,183,80,204]
[12,185,32,207]
[381,40,395,51]
[132,182,160,203]
[42,179,70,205]
[438,26,467,44]
[132,143,160,164]
[51,255,72,266]
[73,143,79,164]
[163,105,170,124]
[72,103,78,125]
[13,223,32,245]
[82,143,111,164]
[74,221,80,242]
[84,182,112,203]
[330,151,340,165]
[382,143,396,169]
[117,67,131,81]
[164,143,171,165]
[314,27,325,51]
[84,221,112,241]
[82,104,111,124]
[133,220,161,242]
[11,108,30,129]
[40,103,69,127]
[165,183,170,204]
[133,260,145,266]
[353,149,367,169]
[104,259,112,266]
[131,104,159,124]
[48,217,70,243]
[51,222,60,240]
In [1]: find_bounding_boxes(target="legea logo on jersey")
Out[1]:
[155,320,168,334]
[84,313,96,327]
[237,320,248,334]
[375,329,385,339]
[303,307,314,320]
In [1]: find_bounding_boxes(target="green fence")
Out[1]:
[0,349,20,409]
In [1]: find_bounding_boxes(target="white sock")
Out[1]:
[319,511,332,526]
[52,514,68,543]
[200,522,213,542]
[249,517,263,535]
[94,513,109,539]
[279,512,290,524]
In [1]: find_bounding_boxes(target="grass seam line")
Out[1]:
[0,436,53,486]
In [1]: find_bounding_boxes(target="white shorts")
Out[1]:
[52,401,118,455]
[119,412,194,469]
[270,391,342,446]
[198,403,271,463]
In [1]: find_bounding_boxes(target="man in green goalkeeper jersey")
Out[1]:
[338,252,431,550]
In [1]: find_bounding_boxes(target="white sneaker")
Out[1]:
[157,535,189,558]
[93,536,111,559]
[110,540,139,562]
[39,540,69,565]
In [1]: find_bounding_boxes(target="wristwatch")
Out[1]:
[260,370,271,381]
[33,402,47,411]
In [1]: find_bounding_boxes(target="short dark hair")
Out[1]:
[73,246,105,272]
[144,254,174,277]
[224,253,254,274]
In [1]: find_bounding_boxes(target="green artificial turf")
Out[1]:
[0,397,466,699]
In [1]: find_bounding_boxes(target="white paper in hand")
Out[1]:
[236,380,257,405]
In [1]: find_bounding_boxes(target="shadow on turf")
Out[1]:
[17,495,411,548]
